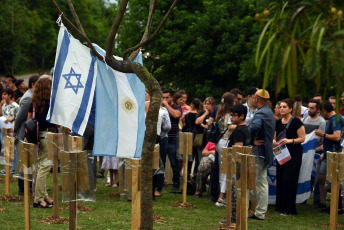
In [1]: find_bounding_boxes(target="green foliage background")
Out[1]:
[2,0,344,102]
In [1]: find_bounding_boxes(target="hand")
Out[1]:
[4,118,9,124]
[320,154,324,161]
[280,138,292,145]
[315,129,324,137]
[273,139,277,147]
[161,100,169,107]
[254,137,264,146]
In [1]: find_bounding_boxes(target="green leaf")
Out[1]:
[256,32,277,73]
[255,19,274,67]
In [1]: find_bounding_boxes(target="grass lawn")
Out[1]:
[0,169,343,230]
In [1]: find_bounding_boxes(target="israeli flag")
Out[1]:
[268,131,318,204]
[47,25,97,135]
[92,44,145,158]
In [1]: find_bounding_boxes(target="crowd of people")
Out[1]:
[151,87,344,224]
[1,71,344,223]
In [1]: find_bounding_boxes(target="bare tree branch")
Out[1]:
[128,0,156,60]
[123,0,179,60]
[106,0,129,59]
[52,0,104,63]
[67,0,86,35]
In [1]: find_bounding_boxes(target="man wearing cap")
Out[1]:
[248,89,275,220]
[243,87,257,125]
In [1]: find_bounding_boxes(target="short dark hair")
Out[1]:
[314,93,322,98]
[324,100,334,112]
[28,75,40,89]
[230,103,247,120]
[15,79,24,88]
[3,88,14,97]
[4,74,14,80]
[162,89,173,97]
[177,89,188,96]
[230,88,243,96]
[173,92,183,103]
[308,99,321,110]
[329,96,336,100]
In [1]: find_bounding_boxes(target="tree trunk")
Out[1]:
[132,63,161,230]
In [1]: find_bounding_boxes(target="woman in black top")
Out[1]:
[28,77,55,208]
[274,99,305,215]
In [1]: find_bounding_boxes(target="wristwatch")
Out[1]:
[323,133,326,138]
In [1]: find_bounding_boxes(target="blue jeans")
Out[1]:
[156,137,168,192]
[161,141,180,187]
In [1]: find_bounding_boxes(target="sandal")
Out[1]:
[97,170,104,178]
[33,201,52,208]
[105,184,112,187]
[45,198,53,205]
[112,184,118,188]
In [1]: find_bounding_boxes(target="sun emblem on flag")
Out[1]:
[62,67,84,94]
[121,97,136,114]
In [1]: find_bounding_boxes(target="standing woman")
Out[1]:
[274,99,305,215]
[214,92,235,207]
[28,77,56,208]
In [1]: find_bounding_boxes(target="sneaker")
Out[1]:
[313,203,326,209]
[219,218,235,225]
[248,214,264,220]
[215,198,226,207]
[0,169,5,175]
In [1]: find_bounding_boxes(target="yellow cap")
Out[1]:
[256,89,270,99]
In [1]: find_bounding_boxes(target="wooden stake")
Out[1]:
[131,159,141,230]
[247,154,256,212]
[47,133,63,218]
[125,159,132,199]
[179,133,192,204]
[4,137,11,195]
[19,142,32,230]
[240,154,248,230]
[328,153,339,230]
[118,159,124,194]
[165,156,173,185]
[152,144,160,170]
[222,148,232,227]
[67,136,83,230]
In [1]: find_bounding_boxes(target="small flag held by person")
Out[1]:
[92,44,145,159]
[47,24,97,135]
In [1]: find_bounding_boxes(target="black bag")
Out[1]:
[24,108,39,144]
[207,121,228,143]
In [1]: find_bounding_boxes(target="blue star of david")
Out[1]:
[62,67,83,94]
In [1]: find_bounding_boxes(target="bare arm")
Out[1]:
[162,101,181,119]
[202,148,215,157]
[315,129,341,142]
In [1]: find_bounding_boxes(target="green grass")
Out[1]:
[0,169,343,230]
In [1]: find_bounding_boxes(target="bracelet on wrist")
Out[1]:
[292,139,295,144]
[324,133,326,138]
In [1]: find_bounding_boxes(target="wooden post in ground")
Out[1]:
[118,159,124,194]
[222,148,232,227]
[153,144,160,170]
[240,153,248,230]
[4,136,14,195]
[68,136,83,230]
[125,159,132,199]
[131,159,141,230]
[243,147,256,213]
[327,153,340,230]
[47,133,64,218]
[19,141,35,230]
[165,156,173,184]
[231,146,242,229]
[179,132,193,204]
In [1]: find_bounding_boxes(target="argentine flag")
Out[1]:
[47,25,97,135]
[92,45,145,158]
[268,131,318,204]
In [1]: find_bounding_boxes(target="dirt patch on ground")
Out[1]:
[153,214,166,223]
[313,223,344,228]
[172,201,197,209]
[0,177,17,182]
[38,215,68,224]
[61,203,93,212]
[0,195,22,202]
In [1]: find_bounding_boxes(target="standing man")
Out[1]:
[14,74,40,195]
[243,87,257,125]
[301,99,326,208]
[162,89,182,192]
[248,89,275,220]
[329,96,336,109]
[315,101,343,213]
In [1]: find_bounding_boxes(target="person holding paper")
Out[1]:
[274,99,305,215]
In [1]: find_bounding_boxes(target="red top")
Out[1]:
[204,142,216,152]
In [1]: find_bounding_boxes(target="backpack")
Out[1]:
[24,108,39,144]
[207,121,228,143]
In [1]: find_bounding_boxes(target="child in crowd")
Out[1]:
[218,103,250,224]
